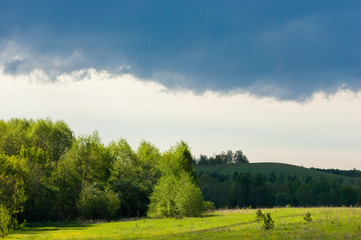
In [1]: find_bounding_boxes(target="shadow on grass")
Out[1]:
[11,221,94,235]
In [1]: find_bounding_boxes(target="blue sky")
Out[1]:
[1,1,361,169]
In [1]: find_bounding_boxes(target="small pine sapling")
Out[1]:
[304,211,312,222]
[263,212,274,230]
[256,209,265,222]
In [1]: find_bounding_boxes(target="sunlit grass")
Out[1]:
[6,207,361,239]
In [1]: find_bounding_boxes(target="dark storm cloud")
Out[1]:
[1,0,361,99]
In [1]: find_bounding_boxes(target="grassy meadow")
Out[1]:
[6,207,361,239]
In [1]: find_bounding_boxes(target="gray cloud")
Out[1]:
[1,1,361,100]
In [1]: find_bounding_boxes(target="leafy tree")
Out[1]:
[108,139,152,217]
[147,172,205,218]
[77,183,120,220]
[0,204,12,238]
[159,141,196,180]
[30,118,74,162]
[61,132,112,184]
[52,157,82,219]
[0,119,33,156]
[136,140,161,185]
[19,146,58,221]
[234,150,248,164]
[197,154,208,165]
[0,154,27,228]
[52,132,112,219]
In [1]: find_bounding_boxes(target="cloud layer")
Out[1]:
[1,1,361,99]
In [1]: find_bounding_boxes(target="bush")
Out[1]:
[147,172,205,218]
[77,184,120,220]
[0,204,12,238]
[204,201,215,211]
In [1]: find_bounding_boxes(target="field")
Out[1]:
[6,207,361,239]
[196,162,361,187]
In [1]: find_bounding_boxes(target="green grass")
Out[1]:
[196,162,361,187]
[6,208,361,239]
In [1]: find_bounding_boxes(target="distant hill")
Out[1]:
[195,162,361,189]
[311,167,361,178]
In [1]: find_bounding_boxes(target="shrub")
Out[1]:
[0,204,12,238]
[262,212,274,230]
[147,171,206,218]
[77,184,120,220]
[204,201,215,211]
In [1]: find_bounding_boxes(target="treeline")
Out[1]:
[195,150,249,165]
[311,168,361,178]
[198,171,361,208]
[0,118,208,231]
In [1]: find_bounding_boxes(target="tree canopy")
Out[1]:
[0,118,208,231]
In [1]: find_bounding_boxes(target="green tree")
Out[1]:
[52,132,112,219]
[159,141,196,180]
[147,172,205,218]
[30,118,74,162]
[61,132,112,184]
[108,139,151,217]
[0,119,33,156]
[77,183,120,220]
[274,192,293,207]
[234,150,248,164]
[136,140,161,187]
[0,204,12,238]
[0,154,27,228]
[19,146,58,221]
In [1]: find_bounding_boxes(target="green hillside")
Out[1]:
[195,162,361,188]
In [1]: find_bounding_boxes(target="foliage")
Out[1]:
[274,193,294,207]
[29,118,74,163]
[204,201,215,211]
[262,212,274,230]
[160,141,197,180]
[77,184,120,220]
[0,154,27,226]
[147,172,205,218]
[197,163,361,209]
[61,132,112,184]
[0,204,12,238]
[108,139,155,217]
[312,167,361,178]
[1,118,209,222]
[195,150,248,165]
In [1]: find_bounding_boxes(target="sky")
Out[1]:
[0,0,360,169]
